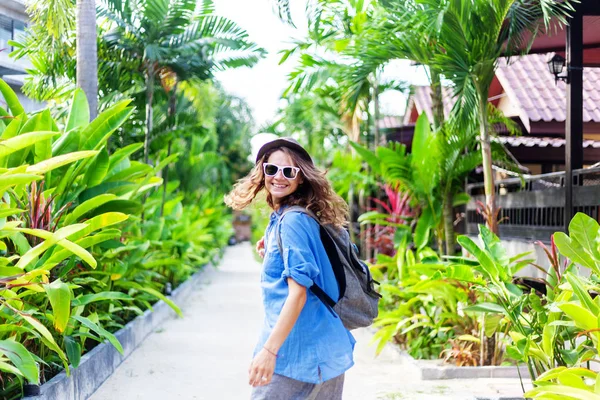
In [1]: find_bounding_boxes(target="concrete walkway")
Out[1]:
[90,243,529,400]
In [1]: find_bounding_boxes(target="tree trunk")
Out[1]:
[144,64,155,166]
[430,69,444,131]
[161,140,172,217]
[373,72,381,148]
[477,90,498,234]
[443,190,455,256]
[76,0,98,121]
[348,184,356,245]
[478,87,497,366]
[161,83,178,217]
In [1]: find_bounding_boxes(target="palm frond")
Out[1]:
[274,0,296,27]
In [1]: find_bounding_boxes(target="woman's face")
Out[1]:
[264,150,303,206]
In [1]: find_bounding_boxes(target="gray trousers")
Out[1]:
[250,373,345,400]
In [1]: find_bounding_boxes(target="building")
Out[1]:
[391,53,600,175]
[0,0,40,112]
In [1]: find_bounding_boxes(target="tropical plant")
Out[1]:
[385,0,575,234]
[0,80,233,398]
[352,114,480,256]
[98,0,265,165]
[370,248,481,360]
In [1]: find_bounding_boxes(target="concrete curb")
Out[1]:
[397,350,531,380]
[24,265,211,400]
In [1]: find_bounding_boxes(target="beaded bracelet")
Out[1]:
[263,346,278,358]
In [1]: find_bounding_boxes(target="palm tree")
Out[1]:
[278,0,574,237]
[76,0,98,120]
[98,0,265,165]
[402,0,574,234]
[278,0,379,147]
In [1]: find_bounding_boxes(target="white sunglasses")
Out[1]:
[263,163,301,180]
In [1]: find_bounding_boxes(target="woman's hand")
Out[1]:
[248,348,276,387]
[256,237,265,258]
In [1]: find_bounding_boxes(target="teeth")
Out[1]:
[273,184,287,188]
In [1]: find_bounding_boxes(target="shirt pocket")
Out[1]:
[263,238,285,279]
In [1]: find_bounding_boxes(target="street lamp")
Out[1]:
[547,54,568,84]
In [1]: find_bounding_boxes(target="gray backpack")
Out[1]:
[276,206,381,330]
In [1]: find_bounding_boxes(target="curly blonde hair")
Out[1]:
[224,147,348,229]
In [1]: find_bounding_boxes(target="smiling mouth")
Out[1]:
[272,183,288,189]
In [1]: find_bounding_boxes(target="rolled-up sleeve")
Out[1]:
[280,213,320,288]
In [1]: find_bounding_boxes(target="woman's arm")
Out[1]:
[248,277,307,387]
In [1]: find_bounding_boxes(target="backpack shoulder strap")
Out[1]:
[274,206,342,308]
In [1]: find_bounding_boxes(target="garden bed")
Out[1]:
[23,264,212,400]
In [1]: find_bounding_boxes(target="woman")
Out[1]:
[224,137,355,400]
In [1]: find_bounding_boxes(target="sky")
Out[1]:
[213,0,430,130]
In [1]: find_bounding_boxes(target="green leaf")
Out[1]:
[52,128,81,156]
[64,336,81,368]
[452,192,471,207]
[0,174,42,191]
[0,131,60,159]
[558,370,588,390]
[107,143,143,173]
[565,273,600,316]
[63,194,117,225]
[479,225,509,279]
[153,153,179,173]
[559,303,597,331]
[0,79,25,116]
[41,231,122,271]
[463,302,505,314]
[569,212,600,261]
[66,89,90,132]
[457,234,499,282]
[542,324,556,362]
[13,224,97,269]
[554,232,598,272]
[9,306,69,371]
[119,282,182,317]
[83,148,110,187]
[414,207,433,250]
[0,115,26,140]
[71,291,133,307]
[443,264,478,283]
[26,151,98,175]
[0,360,24,378]
[80,101,133,151]
[89,200,141,217]
[525,384,600,400]
[72,316,123,354]
[31,110,54,164]
[0,339,38,383]
[349,141,381,174]
[62,212,128,242]
[78,181,132,202]
[12,224,89,269]
[44,279,71,333]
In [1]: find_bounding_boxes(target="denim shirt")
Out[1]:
[254,208,355,384]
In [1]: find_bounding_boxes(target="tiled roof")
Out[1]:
[496,136,600,149]
[402,86,455,125]
[377,116,403,129]
[397,53,600,130]
[496,53,600,124]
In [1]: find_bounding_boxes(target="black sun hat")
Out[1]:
[255,137,313,165]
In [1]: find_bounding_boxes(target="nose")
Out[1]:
[273,169,286,180]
